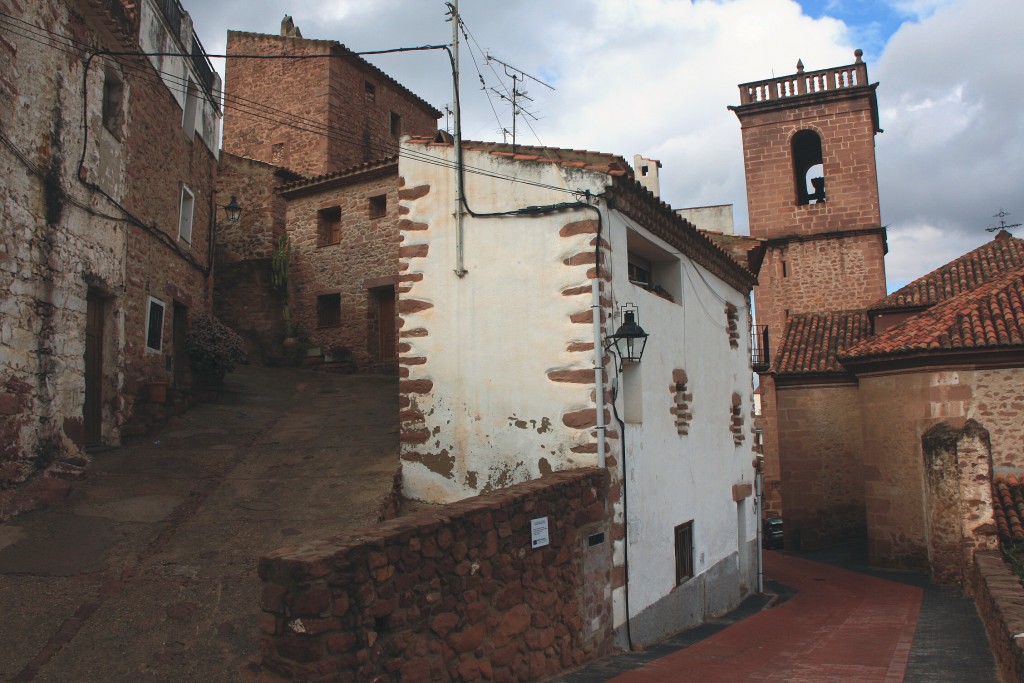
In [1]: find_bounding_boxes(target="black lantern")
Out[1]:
[606,307,648,364]
[222,195,242,223]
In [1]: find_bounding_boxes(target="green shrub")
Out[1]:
[185,315,246,384]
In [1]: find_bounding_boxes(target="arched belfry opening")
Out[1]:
[792,130,825,205]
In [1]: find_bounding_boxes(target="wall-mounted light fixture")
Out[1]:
[221,195,243,223]
[606,304,648,365]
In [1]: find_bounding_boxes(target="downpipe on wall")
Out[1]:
[592,278,606,468]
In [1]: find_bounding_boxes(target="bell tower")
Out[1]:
[730,50,887,348]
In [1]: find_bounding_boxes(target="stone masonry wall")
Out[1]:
[972,551,1024,683]
[223,31,438,178]
[284,167,401,370]
[754,235,887,358]
[776,382,865,549]
[739,94,882,241]
[257,469,614,682]
[0,0,216,516]
[970,368,1024,468]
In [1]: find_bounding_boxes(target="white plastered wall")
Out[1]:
[604,210,757,628]
[398,141,610,502]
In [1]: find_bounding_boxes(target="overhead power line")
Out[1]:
[0,11,592,198]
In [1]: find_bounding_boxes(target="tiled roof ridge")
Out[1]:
[278,155,399,193]
[226,31,441,118]
[221,151,306,180]
[402,137,757,292]
[774,309,869,376]
[844,261,1024,361]
[993,473,1024,543]
[870,230,1024,312]
[405,137,635,177]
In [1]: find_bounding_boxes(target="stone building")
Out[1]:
[397,137,761,646]
[215,26,440,369]
[0,0,222,517]
[730,51,888,524]
[734,52,1024,581]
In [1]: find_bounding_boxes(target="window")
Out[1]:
[675,521,694,585]
[369,194,387,219]
[628,254,652,289]
[390,111,401,136]
[178,185,194,243]
[145,297,166,352]
[102,68,123,135]
[317,293,341,328]
[365,81,376,101]
[626,229,681,303]
[792,129,825,205]
[317,206,342,247]
[182,77,199,139]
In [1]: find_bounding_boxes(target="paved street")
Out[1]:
[0,366,399,682]
[0,365,1002,682]
[557,545,998,683]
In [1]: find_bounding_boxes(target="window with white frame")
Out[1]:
[178,185,195,243]
[145,297,166,352]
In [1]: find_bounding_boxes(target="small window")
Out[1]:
[369,194,387,219]
[317,206,342,247]
[365,81,376,101]
[641,165,650,176]
[317,293,341,328]
[675,521,694,585]
[178,185,195,243]
[145,297,166,352]
[102,68,123,135]
[182,77,199,139]
[390,111,401,136]
[628,254,652,289]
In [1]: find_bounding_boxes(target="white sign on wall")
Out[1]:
[531,517,550,549]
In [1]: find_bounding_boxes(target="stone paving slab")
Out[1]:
[0,366,400,682]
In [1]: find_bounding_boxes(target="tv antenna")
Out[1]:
[986,209,1022,232]
[485,53,554,152]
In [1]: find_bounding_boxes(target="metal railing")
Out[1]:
[751,325,770,372]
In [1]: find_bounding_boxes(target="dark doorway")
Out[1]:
[373,286,396,367]
[173,302,188,388]
[84,291,104,446]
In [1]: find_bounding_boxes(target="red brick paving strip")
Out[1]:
[610,552,923,682]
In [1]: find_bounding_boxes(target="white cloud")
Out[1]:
[184,0,1022,291]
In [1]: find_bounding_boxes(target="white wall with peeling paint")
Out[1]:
[398,138,757,645]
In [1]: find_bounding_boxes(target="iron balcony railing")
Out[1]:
[155,0,216,97]
[751,325,770,373]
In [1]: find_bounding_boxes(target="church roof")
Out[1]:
[773,310,869,376]
[841,262,1024,363]
[870,230,1024,313]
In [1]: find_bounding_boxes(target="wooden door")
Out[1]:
[377,286,396,364]
[84,292,103,446]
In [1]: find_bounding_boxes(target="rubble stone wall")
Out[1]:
[257,469,614,682]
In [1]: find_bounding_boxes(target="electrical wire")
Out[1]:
[0,11,576,198]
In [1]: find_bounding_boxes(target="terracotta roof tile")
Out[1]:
[774,310,870,375]
[870,230,1024,312]
[993,475,1024,543]
[278,156,398,194]
[842,263,1024,361]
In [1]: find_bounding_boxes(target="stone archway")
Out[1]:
[921,419,999,586]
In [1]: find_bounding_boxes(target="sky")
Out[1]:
[186,0,1023,292]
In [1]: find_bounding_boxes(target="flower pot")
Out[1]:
[145,380,168,404]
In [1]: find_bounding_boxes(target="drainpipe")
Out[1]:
[592,278,606,468]
[756,470,764,593]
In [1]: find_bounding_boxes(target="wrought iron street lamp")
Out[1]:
[606,305,648,365]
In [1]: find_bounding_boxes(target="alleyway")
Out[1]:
[0,366,399,682]
[0,366,1001,682]
[557,546,998,683]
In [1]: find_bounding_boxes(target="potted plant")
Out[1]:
[144,379,169,404]
[184,315,246,386]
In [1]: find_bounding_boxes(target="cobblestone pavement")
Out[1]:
[0,366,399,682]
[554,544,998,683]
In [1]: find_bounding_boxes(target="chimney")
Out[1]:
[633,155,662,197]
